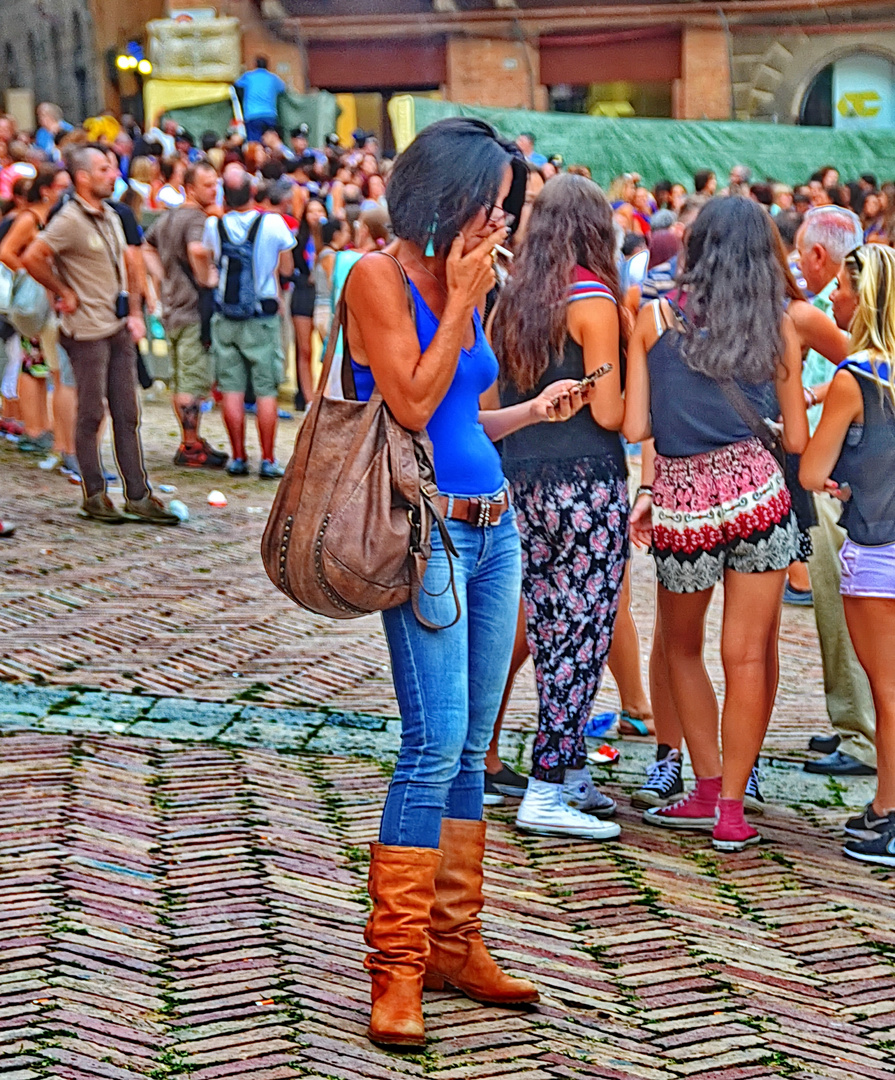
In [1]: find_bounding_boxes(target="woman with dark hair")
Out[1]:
[341,117,582,1046]
[491,173,627,839]
[0,165,75,463]
[624,197,808,852]
[290,196,325,408]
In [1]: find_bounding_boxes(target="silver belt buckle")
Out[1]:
[477,499,491,527]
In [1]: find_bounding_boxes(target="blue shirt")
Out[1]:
[235,69,286,120]
[352,278,504,496]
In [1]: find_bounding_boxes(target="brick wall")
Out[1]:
[445,37,547,111]
[674,27,732,120]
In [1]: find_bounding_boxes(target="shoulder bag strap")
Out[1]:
[716,376,784,465]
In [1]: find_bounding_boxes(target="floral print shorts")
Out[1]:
[652,437,799,594]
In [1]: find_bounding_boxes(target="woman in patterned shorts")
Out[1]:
[624,197,809,851]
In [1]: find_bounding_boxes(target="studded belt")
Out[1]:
[433,491,510,528]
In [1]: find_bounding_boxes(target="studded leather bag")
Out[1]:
[261,255,460,629]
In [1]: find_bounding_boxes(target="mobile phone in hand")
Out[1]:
[550,364,613,410]
[576,363,613,393]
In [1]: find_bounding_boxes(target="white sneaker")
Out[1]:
[562,766,617,818]
[516,779,621,840]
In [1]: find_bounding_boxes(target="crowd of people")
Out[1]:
[2,88,895,1047]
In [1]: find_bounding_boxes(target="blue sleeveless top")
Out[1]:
[351,278,505,497]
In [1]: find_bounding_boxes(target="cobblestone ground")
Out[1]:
[2,400,895,1080]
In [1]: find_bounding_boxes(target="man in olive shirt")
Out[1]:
[22,146,176,525]
[144,161,228,469]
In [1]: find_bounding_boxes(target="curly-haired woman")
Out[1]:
[492,174,628,840]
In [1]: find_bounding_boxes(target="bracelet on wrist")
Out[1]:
[635,485,653,500]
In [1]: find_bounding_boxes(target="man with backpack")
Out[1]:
[199,165,295,478]
[144,161,229,470]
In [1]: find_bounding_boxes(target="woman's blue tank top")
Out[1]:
[351,278,505,496]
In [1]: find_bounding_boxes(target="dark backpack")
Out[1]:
[217,213,264,320]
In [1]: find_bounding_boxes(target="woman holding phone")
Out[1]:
[491,173,628,840]
[342,119,590,1048]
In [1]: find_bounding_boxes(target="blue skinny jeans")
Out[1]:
[378,500,521,849]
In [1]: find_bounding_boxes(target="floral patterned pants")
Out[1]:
[512,464,629,782]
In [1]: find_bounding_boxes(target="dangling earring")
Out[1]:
[424,213,438,258]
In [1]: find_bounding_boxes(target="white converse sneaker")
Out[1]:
[516,779,621,840]
[562,766,617,818]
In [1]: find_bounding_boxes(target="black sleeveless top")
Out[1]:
[834,356,895,546]
[646,302,777,458]
[499,272,625,484]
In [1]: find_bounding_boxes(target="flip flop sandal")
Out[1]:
[617,711,652,738]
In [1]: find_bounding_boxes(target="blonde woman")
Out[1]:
[801,244,895,866]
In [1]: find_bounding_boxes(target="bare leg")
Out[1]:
[255,395,278,463]
[844,597,895,813]
[649,603,685,750]
[787,561,811,592]
[221,391,246,461]
[657,584,719,777]
[610,563,654,733]
[718,569,786,800]
[173,393,203,445]
[51,384,76,456]
[18,372,49,439]
[485,599,529,773]
[292,316,315,407]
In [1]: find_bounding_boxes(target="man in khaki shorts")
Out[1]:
[144,161,228,469]
[197,166,294,479]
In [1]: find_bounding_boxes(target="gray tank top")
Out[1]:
[834,357,895,546]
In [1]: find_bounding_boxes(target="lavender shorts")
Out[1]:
[840,538,895,599]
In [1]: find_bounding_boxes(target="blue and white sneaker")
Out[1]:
[843,822,895,867]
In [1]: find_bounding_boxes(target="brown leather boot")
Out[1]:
[364,843,442,1047]
[424,818,539,1004]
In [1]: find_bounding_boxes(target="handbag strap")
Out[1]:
[715,377,782,460]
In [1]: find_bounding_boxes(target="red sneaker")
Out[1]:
[643,776,721,831]
[712,797,761,851]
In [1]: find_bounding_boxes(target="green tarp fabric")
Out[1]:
[276,90,339,148]
[165,90,338,146]
[401,95,895,188]
[164,99,235,144]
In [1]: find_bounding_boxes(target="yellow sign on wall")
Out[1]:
[837,91,883,119]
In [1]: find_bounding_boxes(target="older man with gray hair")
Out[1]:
[795,205,876,777]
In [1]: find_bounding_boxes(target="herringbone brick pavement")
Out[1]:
[1,401,826,760]
[2,731,895,1080]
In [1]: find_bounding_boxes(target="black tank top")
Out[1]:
[646,302,777,458]
[834,357,895,546]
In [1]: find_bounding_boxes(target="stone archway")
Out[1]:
[735,31,895,124]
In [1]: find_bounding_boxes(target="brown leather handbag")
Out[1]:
[261,254,460,629]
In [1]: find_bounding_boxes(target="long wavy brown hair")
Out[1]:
[492,174,622,392]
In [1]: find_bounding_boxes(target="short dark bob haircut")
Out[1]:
[387,118,519,256]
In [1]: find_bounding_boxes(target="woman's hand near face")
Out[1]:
[445,227,508,314]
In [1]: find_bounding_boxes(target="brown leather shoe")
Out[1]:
[78,493,127,524]
[424,818,539,1004]
[124,495,180,526]
[364,843,442,1047]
